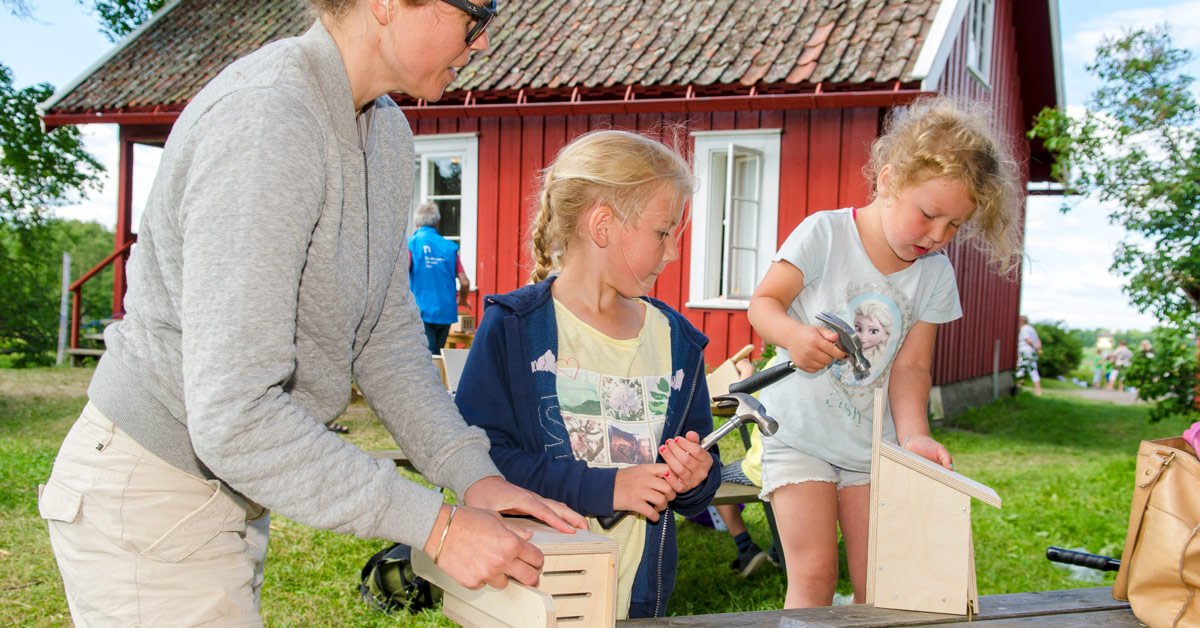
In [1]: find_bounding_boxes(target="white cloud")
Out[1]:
[1070,1,1200,51]
[1062,1,1200,105]
[49,125,160,231]
[1021,195,1160,331]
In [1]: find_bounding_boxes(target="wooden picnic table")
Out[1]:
[618,587,1138,627]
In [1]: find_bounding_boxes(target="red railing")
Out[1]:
[69,237,136,350]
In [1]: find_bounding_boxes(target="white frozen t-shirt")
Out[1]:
[757,208,962,471]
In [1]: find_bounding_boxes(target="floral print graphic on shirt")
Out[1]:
[560,369,668,468]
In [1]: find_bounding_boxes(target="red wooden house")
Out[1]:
[41,0,1062,417]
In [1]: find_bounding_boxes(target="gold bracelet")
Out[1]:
[433,504,457,565]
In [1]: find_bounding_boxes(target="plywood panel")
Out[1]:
[872,456,972,614]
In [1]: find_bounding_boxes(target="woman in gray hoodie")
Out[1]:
[38,1,584,624]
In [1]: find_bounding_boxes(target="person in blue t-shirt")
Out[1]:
[408,202,471,354]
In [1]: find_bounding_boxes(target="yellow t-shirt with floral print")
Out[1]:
[553,298,673,619]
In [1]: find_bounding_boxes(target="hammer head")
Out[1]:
[704,392,779,450]
[815,311,872,379]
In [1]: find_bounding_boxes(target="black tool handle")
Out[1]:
[1045,546,1121,571]
[595,512,625,529]
[728,361,796,395]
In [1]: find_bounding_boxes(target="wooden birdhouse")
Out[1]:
[866,388,1001,616]
[412,518,618,627]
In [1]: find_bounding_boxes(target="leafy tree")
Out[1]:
[1,0,32,18]
[1030,26,1200,420]
[90,0,168,42]
[0,219,115,366]
[0,64,104,227]
[1031,26,1199,327]
[1032,321,1083,380]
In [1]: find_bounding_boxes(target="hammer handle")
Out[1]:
[1046,546,1121,571]
[728,361,795,395]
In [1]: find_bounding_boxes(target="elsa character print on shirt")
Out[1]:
[559,368,669,467]
[825,280,913,428]
[827,294,903,390]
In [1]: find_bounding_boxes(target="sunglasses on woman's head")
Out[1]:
[439,0,497,45]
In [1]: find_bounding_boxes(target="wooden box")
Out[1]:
[866,388,1001,616]
[412,518,617,627]
[450,314,475,334]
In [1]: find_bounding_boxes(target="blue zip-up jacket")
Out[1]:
[455,277,722,617]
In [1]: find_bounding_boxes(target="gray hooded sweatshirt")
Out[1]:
[87,20,498,549]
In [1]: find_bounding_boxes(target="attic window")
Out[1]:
[966,0,995,84]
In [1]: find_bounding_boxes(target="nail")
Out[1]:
[664,471,669,478]
[659,445,666,453]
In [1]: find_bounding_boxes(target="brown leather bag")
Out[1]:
[1112,437,1200,627]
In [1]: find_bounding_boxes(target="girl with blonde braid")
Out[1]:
[456,129,721,618]
[748,97,1023,608]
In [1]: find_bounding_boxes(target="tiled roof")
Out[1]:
[48,0,311,114]
[46,0,940,115]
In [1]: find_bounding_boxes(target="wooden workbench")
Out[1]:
[618,587,1138,627]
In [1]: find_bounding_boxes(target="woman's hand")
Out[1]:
[423,503,544,589]
[612,464,675,522]
[785,323,846,373]
[657,431,713,493]
[902,433,953,471]
[462,475,588,532]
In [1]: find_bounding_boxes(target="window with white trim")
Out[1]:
[412,133,479,286]
[966,0,995,84]
[687,130,780,309]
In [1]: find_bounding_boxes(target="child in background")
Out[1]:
[455,130,721,619]
[714,358,777,576]
[747,97,1023,608]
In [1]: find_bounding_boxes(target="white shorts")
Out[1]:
[759,435,870,500]
[39,402,270,627]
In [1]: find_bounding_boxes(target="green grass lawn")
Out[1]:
[1,367,1193,625]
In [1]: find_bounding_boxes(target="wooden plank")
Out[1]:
[806,109,843,220]
[414,519,618,628]
[441,591,552,628]
[878,441,1001,508]
[706,344,755,397]
[477,116,502,297]
[414,553,554,628]
[441,348,470,394]
[779,108,811,228]
[709,481,762,507]
[432,355,447,390]
[936,608,1142,627]
[368,448,411,468]
[616,588,1133,627]
[867,386,884,604]
[509,518,619,555]
[542,552,615,625]
[873,456,971,614]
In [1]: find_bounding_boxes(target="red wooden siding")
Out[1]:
[421,105,894,368]
[931,0,1028,382]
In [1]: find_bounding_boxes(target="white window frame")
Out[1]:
[966,0,995,86]
[412,132,479,287]
[687,129,780,310]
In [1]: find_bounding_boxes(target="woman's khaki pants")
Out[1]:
[39,403,269,627]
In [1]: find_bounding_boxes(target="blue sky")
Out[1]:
[3,0,1199,331]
